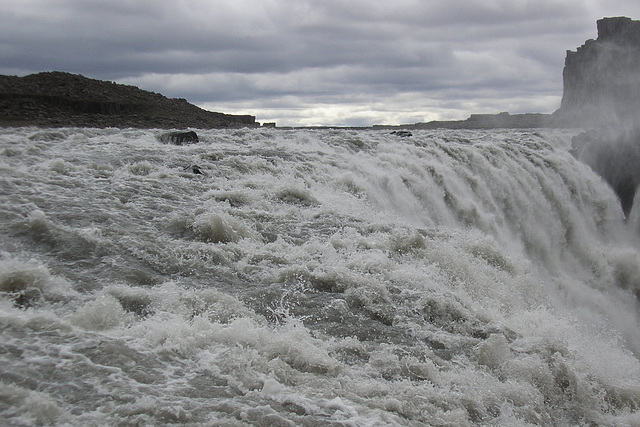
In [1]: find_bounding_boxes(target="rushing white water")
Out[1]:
[2,127,640,426]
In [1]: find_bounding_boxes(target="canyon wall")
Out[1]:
[555,17,640,128]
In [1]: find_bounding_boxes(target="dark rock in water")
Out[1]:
[554,17,640,128]
[158,131,199,145]
[184,164,204,175]
[571,128,640,217]
[391,130,413,137]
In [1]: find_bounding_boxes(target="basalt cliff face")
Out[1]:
[555,17,640,128]
[563,17,640,219]
[0,72,257,128]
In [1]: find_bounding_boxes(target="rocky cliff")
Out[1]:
[562,17,640,219]
[0,72,257,128]
[410,112,552,130]
[555,17,640,128]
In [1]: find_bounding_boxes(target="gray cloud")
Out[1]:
[3,0,640,126]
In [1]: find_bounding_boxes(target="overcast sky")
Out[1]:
[3,1,640,127]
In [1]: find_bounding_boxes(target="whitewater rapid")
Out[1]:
[1,127,640,426]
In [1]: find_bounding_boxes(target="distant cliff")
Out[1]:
[554,17,640,128]
[0,72,257,128]
[410,112,551,130]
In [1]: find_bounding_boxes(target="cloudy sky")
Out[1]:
[3,0,640,127]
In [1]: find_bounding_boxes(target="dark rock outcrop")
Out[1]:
[554,17,640,128]
[391,130,412,137]
[0,71,258,129]
[187,164,204,175]
[158,130,200,145]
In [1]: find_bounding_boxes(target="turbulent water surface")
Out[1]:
[2,127,640,426]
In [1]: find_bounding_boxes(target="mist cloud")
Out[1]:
[3,0,640,126]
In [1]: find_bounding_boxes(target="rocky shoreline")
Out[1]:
[0,72,257,129]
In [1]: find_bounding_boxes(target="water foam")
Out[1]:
[1,127,640,425]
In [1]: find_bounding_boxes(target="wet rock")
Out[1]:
[158,131,199,145]
[184,164,204,175]
[391,130,412,137]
